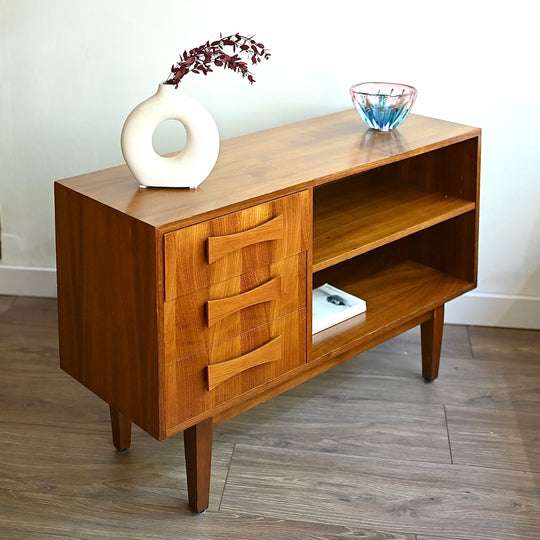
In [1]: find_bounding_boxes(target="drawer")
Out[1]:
[165,309,306,429]
[164,190,310,300]
[164,253,306,363]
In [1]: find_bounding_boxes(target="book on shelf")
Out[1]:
[312,283,367,334]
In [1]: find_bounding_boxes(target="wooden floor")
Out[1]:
[1,296,539,539]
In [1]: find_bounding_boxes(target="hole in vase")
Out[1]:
[152,119,187,157]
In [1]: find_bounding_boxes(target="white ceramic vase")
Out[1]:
[121,83,220,189]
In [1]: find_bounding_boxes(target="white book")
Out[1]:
[312,283,367,334]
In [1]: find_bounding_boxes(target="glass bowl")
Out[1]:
[349,82,417,131]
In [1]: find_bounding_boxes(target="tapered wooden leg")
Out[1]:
[109,405,132,451]
[184,418,213,513]
[421,304,445,381]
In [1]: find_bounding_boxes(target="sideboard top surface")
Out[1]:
[56,110,480,230]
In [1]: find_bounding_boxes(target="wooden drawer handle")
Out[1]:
[206,215,284,264]
[207,336,281,391]
[206,276,282,327]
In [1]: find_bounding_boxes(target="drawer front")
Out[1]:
[164,253,306,364]
[164,190,310,300]
[165,309,306,430]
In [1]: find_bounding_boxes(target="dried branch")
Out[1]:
[165,33,271,88]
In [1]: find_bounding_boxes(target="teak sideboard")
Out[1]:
[54,110,481,513]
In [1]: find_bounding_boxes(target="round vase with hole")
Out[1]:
[120,83,220,189]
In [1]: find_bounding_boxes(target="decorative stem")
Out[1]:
[165,33,271,88]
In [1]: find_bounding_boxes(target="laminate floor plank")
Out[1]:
[0,490,416,540]
[0,295,58,328]
[468,325,540,364]
[0,294,16,316]
[0,322,59,365]
[0,376,110,431]
[0,420,234,512]
[416,537,466,540]
[220,444,540,540]
[215,395,451,464]
[0,300,61,375]
[446,405,540,472]
[0,335,109,430]
[287,345,540,413]
[0,489,416,540]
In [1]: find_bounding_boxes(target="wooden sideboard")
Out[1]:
[54,110,481,513]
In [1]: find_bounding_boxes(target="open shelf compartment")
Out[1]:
[313,139,479,272]
[311,215,477,364]
[312,258,473,363]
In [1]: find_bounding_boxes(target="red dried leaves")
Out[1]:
[165,33,271,88]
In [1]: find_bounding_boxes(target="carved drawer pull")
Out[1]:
[206,336,282,391]
[206,215,284,264]
[206,276,282,327]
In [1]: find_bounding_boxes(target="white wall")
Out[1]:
[1,0,539,329]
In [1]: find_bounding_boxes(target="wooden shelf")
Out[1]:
[312,259,473,363]
[313,175,475,272]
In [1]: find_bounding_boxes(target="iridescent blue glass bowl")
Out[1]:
[350,82,417,131]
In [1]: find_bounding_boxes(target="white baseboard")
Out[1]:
[0,265,57,298]
[1,266,539,329]
[445,291,540,330]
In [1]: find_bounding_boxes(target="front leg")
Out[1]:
[184,418,213,513]
[421,305,444,381]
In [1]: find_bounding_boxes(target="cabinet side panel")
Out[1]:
[407,136,480,285]
[55,184,161,438]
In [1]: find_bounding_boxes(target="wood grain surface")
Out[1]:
[219,444,539,539]
[165,309,307,432]
[54,184,162,438]
[164,253,306,363]
[164,190,310,299]
[313,169,475,272]
[1,296,538,538]
[55,111,479,231]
